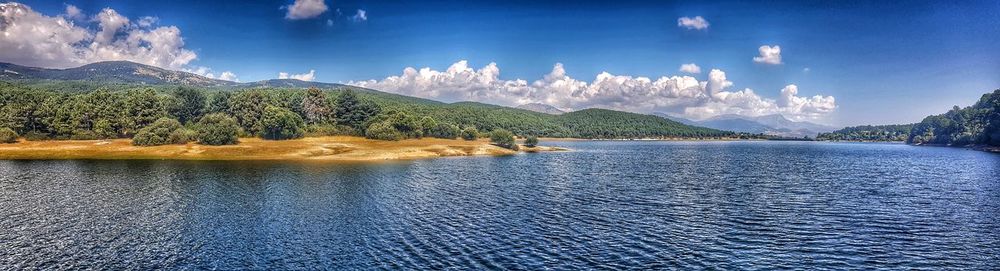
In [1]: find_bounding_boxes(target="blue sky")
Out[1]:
[5,0,1000,126]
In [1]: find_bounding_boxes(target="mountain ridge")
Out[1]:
[655,112,838,138]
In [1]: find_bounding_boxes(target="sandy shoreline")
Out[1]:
[0,136,567,162]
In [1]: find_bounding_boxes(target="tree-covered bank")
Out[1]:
[907,89,1000,147]
[0,81,739,147]
[817,124,914,142]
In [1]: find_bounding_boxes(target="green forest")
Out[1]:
[817,89,1000,147]
[817,124,914,142]
[0,81,738,147]
[907,89,1000,146]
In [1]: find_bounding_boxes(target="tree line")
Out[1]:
[0,84,500,146]
[1,81,743,148]
[817,124,914,142]
[907,89,1000,146]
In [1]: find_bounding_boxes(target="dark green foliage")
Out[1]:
[228,90,275,136]
[461,127,478,140]
[335,89,379,130]
[132,118,184,146]
[305,124,355,136]
[818,124,914,142]
[207,91,231,113]
[260,106,305,140]
[23,131,49,141]
[0,127,17,143]
[525,135,539,147]
[364,111,423,140]
[168,128,197,144]
[302,87,333,124]
[365,121,403,141]
[556,109,728,139]
[195,113,241,145]
[170,87,207,124]
[490,129,517,150]
[124,88,167,135]
[908,89,1000,146]
[92,119,117,139]
[427,123,461,139]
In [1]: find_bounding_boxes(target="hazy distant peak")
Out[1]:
[516,103,566,115]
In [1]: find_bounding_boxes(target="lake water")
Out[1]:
[1,141,999,269]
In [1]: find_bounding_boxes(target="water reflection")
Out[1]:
[1,141,999,269]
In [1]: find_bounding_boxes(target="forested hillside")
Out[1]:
[907,89,1000,146]
[817,124,914,142]
[0,81,738,143]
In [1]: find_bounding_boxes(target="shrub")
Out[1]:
[490,129,518,150]
[525,135,539,147]
[0,127,17,143]
[70,130,99,140]
[23,131,50,141]
[428,123,461,139]
[132,118,184,146]
[365,121,403,141]
[260,106,305,140]
[196,113,241,146]
[168,128,197,144]
[461,127,478,140]
[305,124,356,136]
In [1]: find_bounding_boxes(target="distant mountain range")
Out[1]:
[0,61,347,89]
[656,113,838,138]
[516,103,566,115]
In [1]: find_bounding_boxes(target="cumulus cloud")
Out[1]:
[350,60,837,121]
[279,70,316,81]
[63,4,83,20]
[0,2,204,71]
[677,16,709,30]
[351,9,367,22]
[218,71,239,82]
[285,0,328,20]
[753,45,782,65]
[679,63,701,74]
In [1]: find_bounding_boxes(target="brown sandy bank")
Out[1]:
[0,136,567,162]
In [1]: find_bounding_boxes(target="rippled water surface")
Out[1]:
[2,141,999,269]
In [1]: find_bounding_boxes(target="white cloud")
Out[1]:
[137,16,158,27]
[63,4,83,20]
[753,45,782,65]
[677,16,709,30]
[350,60,837,121]
[278,70,316,81]
[0,2,201,71]
[285,0,328,20]
[351,9,367,22]
[679,63,701,74]
[218,71,238,82]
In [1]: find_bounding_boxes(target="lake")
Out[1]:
[1,141,999,269]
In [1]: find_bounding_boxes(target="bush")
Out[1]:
[0,127,17,143]
[70,130,99,140]
[168,128,197,144]
[23,131,50,141]
[260,106,305,140]
[365,121,403,141]
[525,135,539,147]
[490,129,518,150]
[461,127,478,140]
[305,124,356,137]
[132,118,184,146]
[428,123,461,139]
[196,113,241,146]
